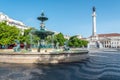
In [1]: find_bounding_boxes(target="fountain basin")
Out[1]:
[0,50,89,64]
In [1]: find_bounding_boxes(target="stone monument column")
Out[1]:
[92,6,97,36]
[88,6,103,49]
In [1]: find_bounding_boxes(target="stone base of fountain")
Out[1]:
[0,49,89,64]
[31,48,61,53]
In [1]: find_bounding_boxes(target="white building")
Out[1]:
[0,12,28,30]
[64,35,70,40]
[98,33,120,48]
[74,35,82,39]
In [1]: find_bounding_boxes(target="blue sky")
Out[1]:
[0,0,120,37]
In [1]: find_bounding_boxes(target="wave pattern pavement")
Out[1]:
[0,51,120,80]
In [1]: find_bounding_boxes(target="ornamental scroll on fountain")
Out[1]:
[35,12,54,52]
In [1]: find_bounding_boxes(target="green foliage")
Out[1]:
[81,40,88,47]
[0,21,88,48]
[22,28,40,44]
[0,22,40,46]
[54,33,65,46]
[68,36,88,48]
[46,35,53,44]
[0,22,20,45]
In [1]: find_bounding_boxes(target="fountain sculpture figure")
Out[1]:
[13,40,21,52]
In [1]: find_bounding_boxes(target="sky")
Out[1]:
[0,0,120,38]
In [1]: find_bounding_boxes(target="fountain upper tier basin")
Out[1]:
[34,29,54,39]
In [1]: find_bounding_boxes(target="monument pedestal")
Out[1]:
[88,35,103,49]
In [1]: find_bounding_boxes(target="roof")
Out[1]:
[98,33,120,37]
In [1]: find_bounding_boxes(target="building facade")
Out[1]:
[98,33,120,48]
[0,12,28,30]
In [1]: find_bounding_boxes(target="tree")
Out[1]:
[0,22,20,45]
[22,28,40,45]
[81,40,88,47]
[54,33,65,46]
[46,35,54,44]
[68,36,88,48]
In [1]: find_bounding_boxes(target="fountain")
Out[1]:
[0,12,89,64]
[34,12,54,52]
